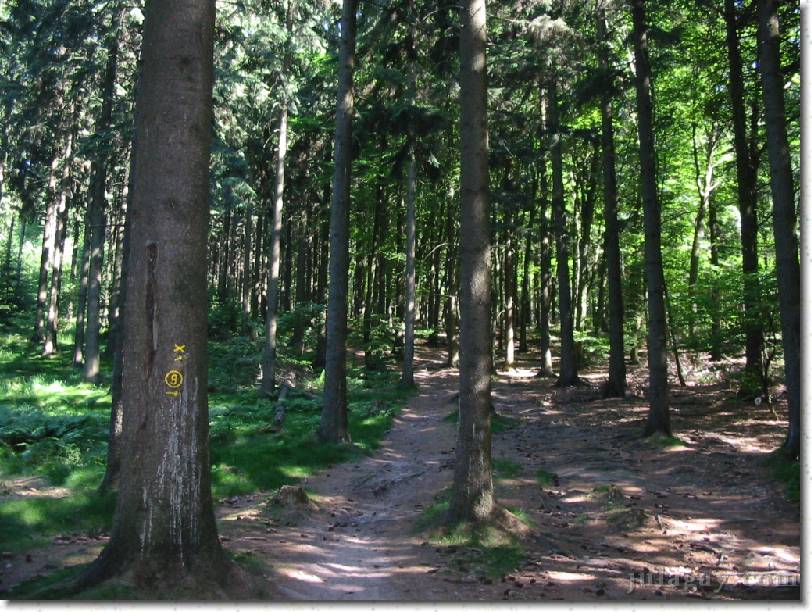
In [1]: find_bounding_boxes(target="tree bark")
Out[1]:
[724,0,764,379]
[598,7,626,398]
[318,0,356,444]
[260,102,288,396]
[537,133,554,377]
[548,79,578,386]
[632,0,671,436]
[83,16,120,382]
[450,0,494,524]
[401,149,417,386]
[79,0,224,589]
[757,0,800,459]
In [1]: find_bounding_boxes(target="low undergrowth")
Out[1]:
[0,322,414,554]
[416,489,529,578]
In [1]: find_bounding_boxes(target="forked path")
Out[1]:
[219,347,461,600]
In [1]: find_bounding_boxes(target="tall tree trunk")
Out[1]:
[575,145,598,332]
[757,0,800,459]
[43,191,70,355]
[319,0,356,444]
[537,135,554,376]
[708,193,722,361]
[33,154,60,343]
[518,203,534,354]
[401,149,417,386]
[548,79,578,386]
[83,16,120,383]
[443,182,459,367]
[450,0,494,524]
[504,230,515,369]
[80,0,224,589]
[73,215,91,365]
[598,6,627,398]
[260,102,288,396]
[632,0,671,437]
[241,205,252,317]
[688,123,719,354]
[100,148,134,494]
[724,0,764,380]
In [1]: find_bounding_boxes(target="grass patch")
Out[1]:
[534,467,556,486]
[766,453,800,503]
[493,458,522,479]
[0,320,415,553]
[416,490,528,578]
[643,433,684,448]
[442,409,519,433]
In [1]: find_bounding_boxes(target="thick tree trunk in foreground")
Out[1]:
[632,0,671,436]
[260,102,288,396]
[725,0,764,380]
[598,7,626,398]
[450,0,494,524]
[80,0,224,588]
[319,0,356,444]
[757,0,800,459]
[548,80,578,386]
[401,149,417,386]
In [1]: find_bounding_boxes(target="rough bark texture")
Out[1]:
[260,103,288,396]
[632,0,671,437]
[548,80,578,386]
[450,0,494,524]
[319,0,356,444]
[80,0,224,588]
[401,150,417,386]
[598,7,626,398]
[757,0,800,459]
[724,0,763,378]
[537,137,554,377]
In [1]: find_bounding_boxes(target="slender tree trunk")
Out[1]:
[548,80,578,386]
[73,211,91,366]
[537,138,554,376]
[504,231,515,369]
[402,149,417,386]
[724,0,764,380]
[34,155,60,343]
[319,0,356,444]
[83,18,120,383]
[518,203,534,354]
[260,102,288,396]
[444,182,459,367]
[241,205,252,317]
[450,0,494,524]
[99,148,134,494]
[757,0,800,459]
[43,191,70,355]
[79,0,225,589]
[598,7,627,398]
[632,0,671,436]
[218,202,231,303]
[575,146,598,332]
[708,194,722,361]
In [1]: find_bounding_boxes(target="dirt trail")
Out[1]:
[220,347,460,600]
[222,347,800,601]
[1,347,800,601]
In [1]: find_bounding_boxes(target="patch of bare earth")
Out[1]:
[222,347,799,601]
[1,347,799,601]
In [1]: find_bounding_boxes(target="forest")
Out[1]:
[0,0,802,603]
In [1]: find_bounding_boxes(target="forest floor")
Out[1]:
[1,343,801,601]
